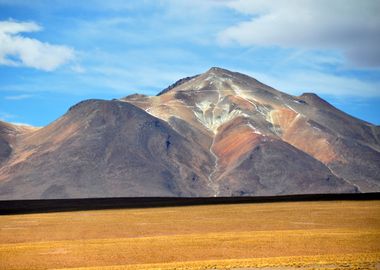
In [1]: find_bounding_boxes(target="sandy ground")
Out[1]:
[0,200,379,269]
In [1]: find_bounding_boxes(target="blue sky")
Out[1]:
[0,0,379,126]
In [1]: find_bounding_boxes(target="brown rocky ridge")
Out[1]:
[0,67,379,199]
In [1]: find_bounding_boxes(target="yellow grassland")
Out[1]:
[0,200,379,269]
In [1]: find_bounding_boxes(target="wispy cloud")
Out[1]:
[4,94,33,100]
[0,112,16,121]
[219,0,380,67]
[0,19,75,71]
[71,64,85,73]
[246,69,380,97]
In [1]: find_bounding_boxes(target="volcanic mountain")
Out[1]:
[0,67,379,199]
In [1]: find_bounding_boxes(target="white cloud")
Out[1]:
[245,70,380,97]
[0,20,75,71]
[218,0,380,67]
[4,94,33,100]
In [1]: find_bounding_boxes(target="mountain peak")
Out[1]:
[1,68,379,199]
[156,67,234,96]
[204,67,243,79]
[207,66,230,73]
[299,92,332,107]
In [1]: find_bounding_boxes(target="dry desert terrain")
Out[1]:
[0,200,379,269]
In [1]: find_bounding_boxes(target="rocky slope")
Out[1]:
[0,67,379,199]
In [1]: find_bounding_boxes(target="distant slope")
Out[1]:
[0,100,213,199]
[0,121,36,164]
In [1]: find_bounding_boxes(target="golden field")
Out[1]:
[0,200,379,270]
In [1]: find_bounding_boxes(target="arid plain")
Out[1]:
[0,200,379,270]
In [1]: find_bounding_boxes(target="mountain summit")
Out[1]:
[0,68,379,199]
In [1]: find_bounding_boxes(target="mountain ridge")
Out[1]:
[0,67,379,199]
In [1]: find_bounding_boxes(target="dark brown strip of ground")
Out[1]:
[1,193,379,215]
